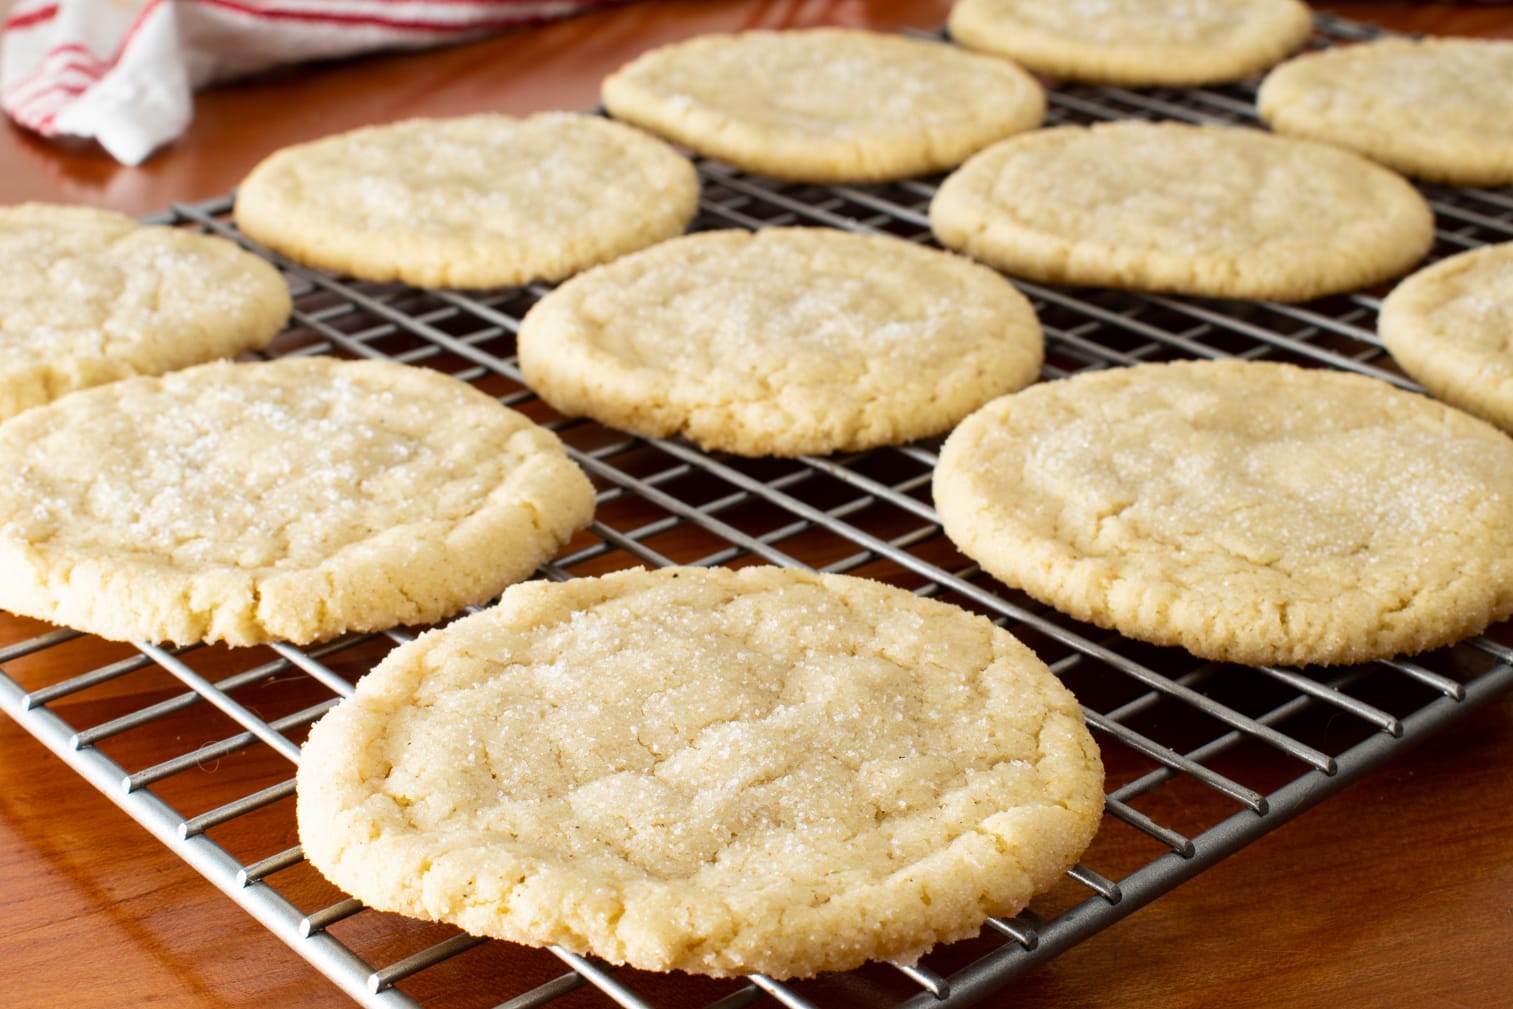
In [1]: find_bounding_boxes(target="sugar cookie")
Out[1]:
[236,113,698,288]
[948,0,1312,85]
[603,29,1044,182]
[297,566,1104,977]
[519,228,1043,456]
[1379,243,1513,432]
[0,358,595,645]
[0,203,288,421]
[930,122,1433,301]
[934,360,1513,666]
[1259,38,1513,187]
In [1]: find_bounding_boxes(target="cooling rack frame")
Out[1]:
[3,11,1512,1009]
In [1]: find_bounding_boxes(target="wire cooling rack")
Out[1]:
[3,11,1513,1009]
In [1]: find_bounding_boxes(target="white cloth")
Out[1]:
[1,0,608,165]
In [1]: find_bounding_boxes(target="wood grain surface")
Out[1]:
[1,3,1512,1008]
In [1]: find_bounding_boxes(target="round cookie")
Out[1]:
[601,28,1045,182]
[930,122,1434,302]
[235,113,698,288]
[948,0,1312,86]
[0,358,595,646]
[1379,243,1513,433]
[1258,38,1513,187]
[0,203,289,422]
[296,565,1104,978]
[934,360,1513,667]
[518,228,1043,457]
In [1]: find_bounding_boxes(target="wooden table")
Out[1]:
[2,3,1511,1007]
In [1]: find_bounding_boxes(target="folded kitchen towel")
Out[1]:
[1,0,618,165]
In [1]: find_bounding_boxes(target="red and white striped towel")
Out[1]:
[1,0,617,165]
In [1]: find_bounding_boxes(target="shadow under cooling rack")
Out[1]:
[3,11,1513,1009]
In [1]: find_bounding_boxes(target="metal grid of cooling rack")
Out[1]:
[3,11,1513,1009]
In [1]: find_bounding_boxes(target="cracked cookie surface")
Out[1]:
[235,113,698,288]
[518,228,1043,456]
[296,566,1103,978]
[601,28,1044,182]
[1259,38,1513,187]
[934,360,1513,666]
[0,203,290,422]
[1379,243,1513,433]
[0,357,594,646]
[930,122,1433,301]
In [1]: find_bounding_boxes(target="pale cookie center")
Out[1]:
[0,235,265,362]
[375,590,1046,886]
[1017,414,1498,578]
[992,137,1374,253]
[6,379,507,568]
